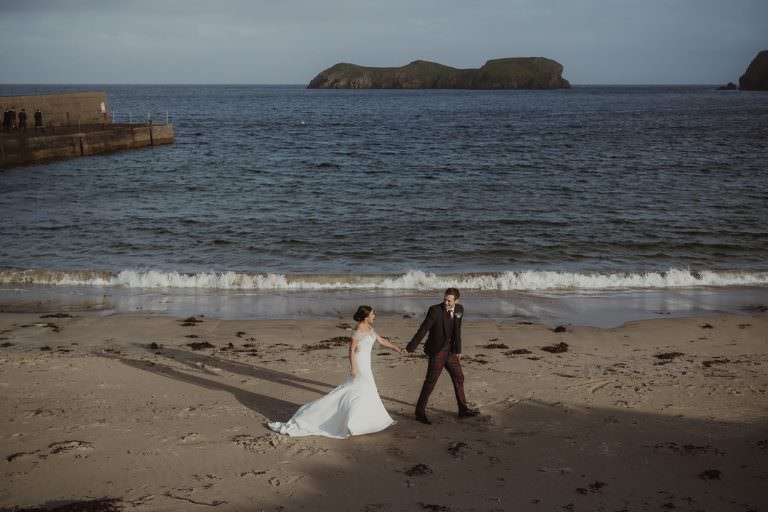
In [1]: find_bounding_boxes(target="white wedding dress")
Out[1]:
[268,330,395,439]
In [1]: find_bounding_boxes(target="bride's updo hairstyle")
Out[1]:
[353,305,373,322]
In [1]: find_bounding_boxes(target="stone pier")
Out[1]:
[1,92,174,169]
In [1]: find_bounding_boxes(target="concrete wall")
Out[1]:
[1,134,81,165]
[0,125,174,168]
[150,124,174,145]
[0,92,111,128]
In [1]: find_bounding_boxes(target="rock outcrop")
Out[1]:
[308,58,570,90]
[716,82,737,91]
[739,50,768,91]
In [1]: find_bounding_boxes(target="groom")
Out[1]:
[406,287,479,424]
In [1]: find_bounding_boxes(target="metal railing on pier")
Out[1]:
[1,110,173,136]
[110,111,173,125]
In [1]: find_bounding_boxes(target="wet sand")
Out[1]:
[1,311,766,511]
[2,284,768,328]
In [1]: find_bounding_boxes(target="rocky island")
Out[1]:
[739,50,768,90]
[307,57,570,89]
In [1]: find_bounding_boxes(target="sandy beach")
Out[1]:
[1,309,766,511]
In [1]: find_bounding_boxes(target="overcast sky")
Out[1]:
[0,0,766,84]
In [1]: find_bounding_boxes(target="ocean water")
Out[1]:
[1,84,767,322]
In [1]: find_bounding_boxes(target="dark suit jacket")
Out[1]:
[406,303,464,356]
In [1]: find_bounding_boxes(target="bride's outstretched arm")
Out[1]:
[349,336,359,377]
[376,333,405,354]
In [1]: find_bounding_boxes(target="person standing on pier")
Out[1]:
[34,109,43,131]
[8,107,17,129]
[18,109,27,130]
[3,108,13,130]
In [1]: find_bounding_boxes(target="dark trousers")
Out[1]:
[415,351,468,415]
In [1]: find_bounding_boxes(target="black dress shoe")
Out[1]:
[458,409,480,419]
[415,414,432,425]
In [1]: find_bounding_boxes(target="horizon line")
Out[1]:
[0,82,733,87]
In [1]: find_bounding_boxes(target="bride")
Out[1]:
[268,306,405,439]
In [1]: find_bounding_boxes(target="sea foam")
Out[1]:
[1,268,767,291]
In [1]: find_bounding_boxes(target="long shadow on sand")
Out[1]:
[7,398,766,511]
[112,344,440,421]
[220,399,768,511]
[116,356,300,422]
[144,345,339,394]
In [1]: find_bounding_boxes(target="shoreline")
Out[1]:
[1,311,766,510]
[1,284,767,329]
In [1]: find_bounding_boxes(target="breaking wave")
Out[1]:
[2,268,768,291]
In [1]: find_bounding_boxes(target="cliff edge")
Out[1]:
[308,58,571,90]
[739,50,768,91]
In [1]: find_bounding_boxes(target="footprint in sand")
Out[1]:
[575,481,608,494]
[287,444,328,459]
[386,446,409,460]
[447,441,468,459]
[698,469,721,480]
[231,433,287,453]
[25,408,64,418]
[180,432,203,443]
[404,463,433,477]
[192,473,223,488]
[233,433,324,458]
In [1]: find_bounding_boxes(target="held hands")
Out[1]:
[396,346,412,355]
